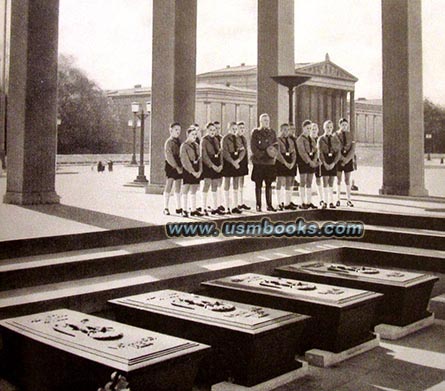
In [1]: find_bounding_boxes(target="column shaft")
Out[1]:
[381,0,427,195]
[150,0,197,188]
[4,0,60,204]
[257,0,294,130]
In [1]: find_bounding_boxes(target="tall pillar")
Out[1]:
[310,87,318,125]
[349,91,356,139]
[373,115,377,144]
[318,90,324,128]
[204,101,211,123]
[221,103,226,128]
[4,0,60,204]
[380,0,427,196]
[248,104,254,129]
[258,0,294,130]
[0,0,9,171]
[150,0,197,188]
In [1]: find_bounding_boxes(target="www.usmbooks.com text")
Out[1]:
[165,218,364,238]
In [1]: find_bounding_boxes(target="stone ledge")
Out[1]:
[305,335,380,367]
[375,314,435,340]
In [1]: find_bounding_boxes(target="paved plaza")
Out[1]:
[0,163,445,241]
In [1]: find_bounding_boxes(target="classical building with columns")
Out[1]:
[109,55,382,146]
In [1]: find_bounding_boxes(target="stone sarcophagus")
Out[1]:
[109,290,309,387]
[0,309,209,391]
[202,273,383,353]
[275,261,438,326]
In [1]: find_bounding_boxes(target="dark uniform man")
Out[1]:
[250,113,278,212]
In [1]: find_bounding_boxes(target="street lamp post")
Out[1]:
[426,133,432,161]
[127,119,139,165]
[131,101,150,183]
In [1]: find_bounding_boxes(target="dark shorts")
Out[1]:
[298,161,316,175]
[337,158,354,173]
[275,161,294,177]
[251,164,276,183]
[239,157,249,176]
[321,157,337,177]
[183,170,201,185]
[222,160,242,177]
[165,161,182,180]
[202,163,222,180]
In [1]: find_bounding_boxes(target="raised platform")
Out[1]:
[305,334,380,367]
[375,314,435,340]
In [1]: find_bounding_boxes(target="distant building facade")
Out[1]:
[108,56,382,153]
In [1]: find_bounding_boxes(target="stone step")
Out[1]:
[1,208,443,261]
[1,240,443,321]
[0,234,319,291]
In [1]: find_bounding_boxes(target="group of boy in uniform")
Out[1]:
[163,113,355,217]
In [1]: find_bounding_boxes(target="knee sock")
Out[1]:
[306,186,312,205]
[285,189,292,206]
[191,194,197,211]
[163,192,170,209]
[239,185,244,206]
[182,194,188,212]
[202,191,208,210]
[218,187,224,207]
[277,187,283,206]
[330,187,334,204]
[175,192,181,210]
[346,183,352,201]
[233,189,239,209]
[336,182,341,201]
[212,191,218,210]
[323,187,329,204]
[224,190,231,210]
[300,186,306,205]
[317,184,323,203]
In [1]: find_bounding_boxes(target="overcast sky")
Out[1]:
[59,0,445,104]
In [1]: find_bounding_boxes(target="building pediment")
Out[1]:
[295,56,358,82]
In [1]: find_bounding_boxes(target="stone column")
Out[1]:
[326,90,333,123]
[205,101,211,123]
[318,90,324,128]
[364,114,369,143]
[149,0,197,190]
[4,0,60,204]
[221,103,226,128]
[373,115,377,144]
[310,87,318,125]
[349,91,356,139]
[257,0,294,130]
[248,104,254,129]
[0,0,8,171]
[235,103,240,122]
[380,0,427,196]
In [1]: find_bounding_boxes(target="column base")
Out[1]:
[134,176,148,183]
[379,185,428,197]
[145,183,164,195]
[3,191,60,205]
